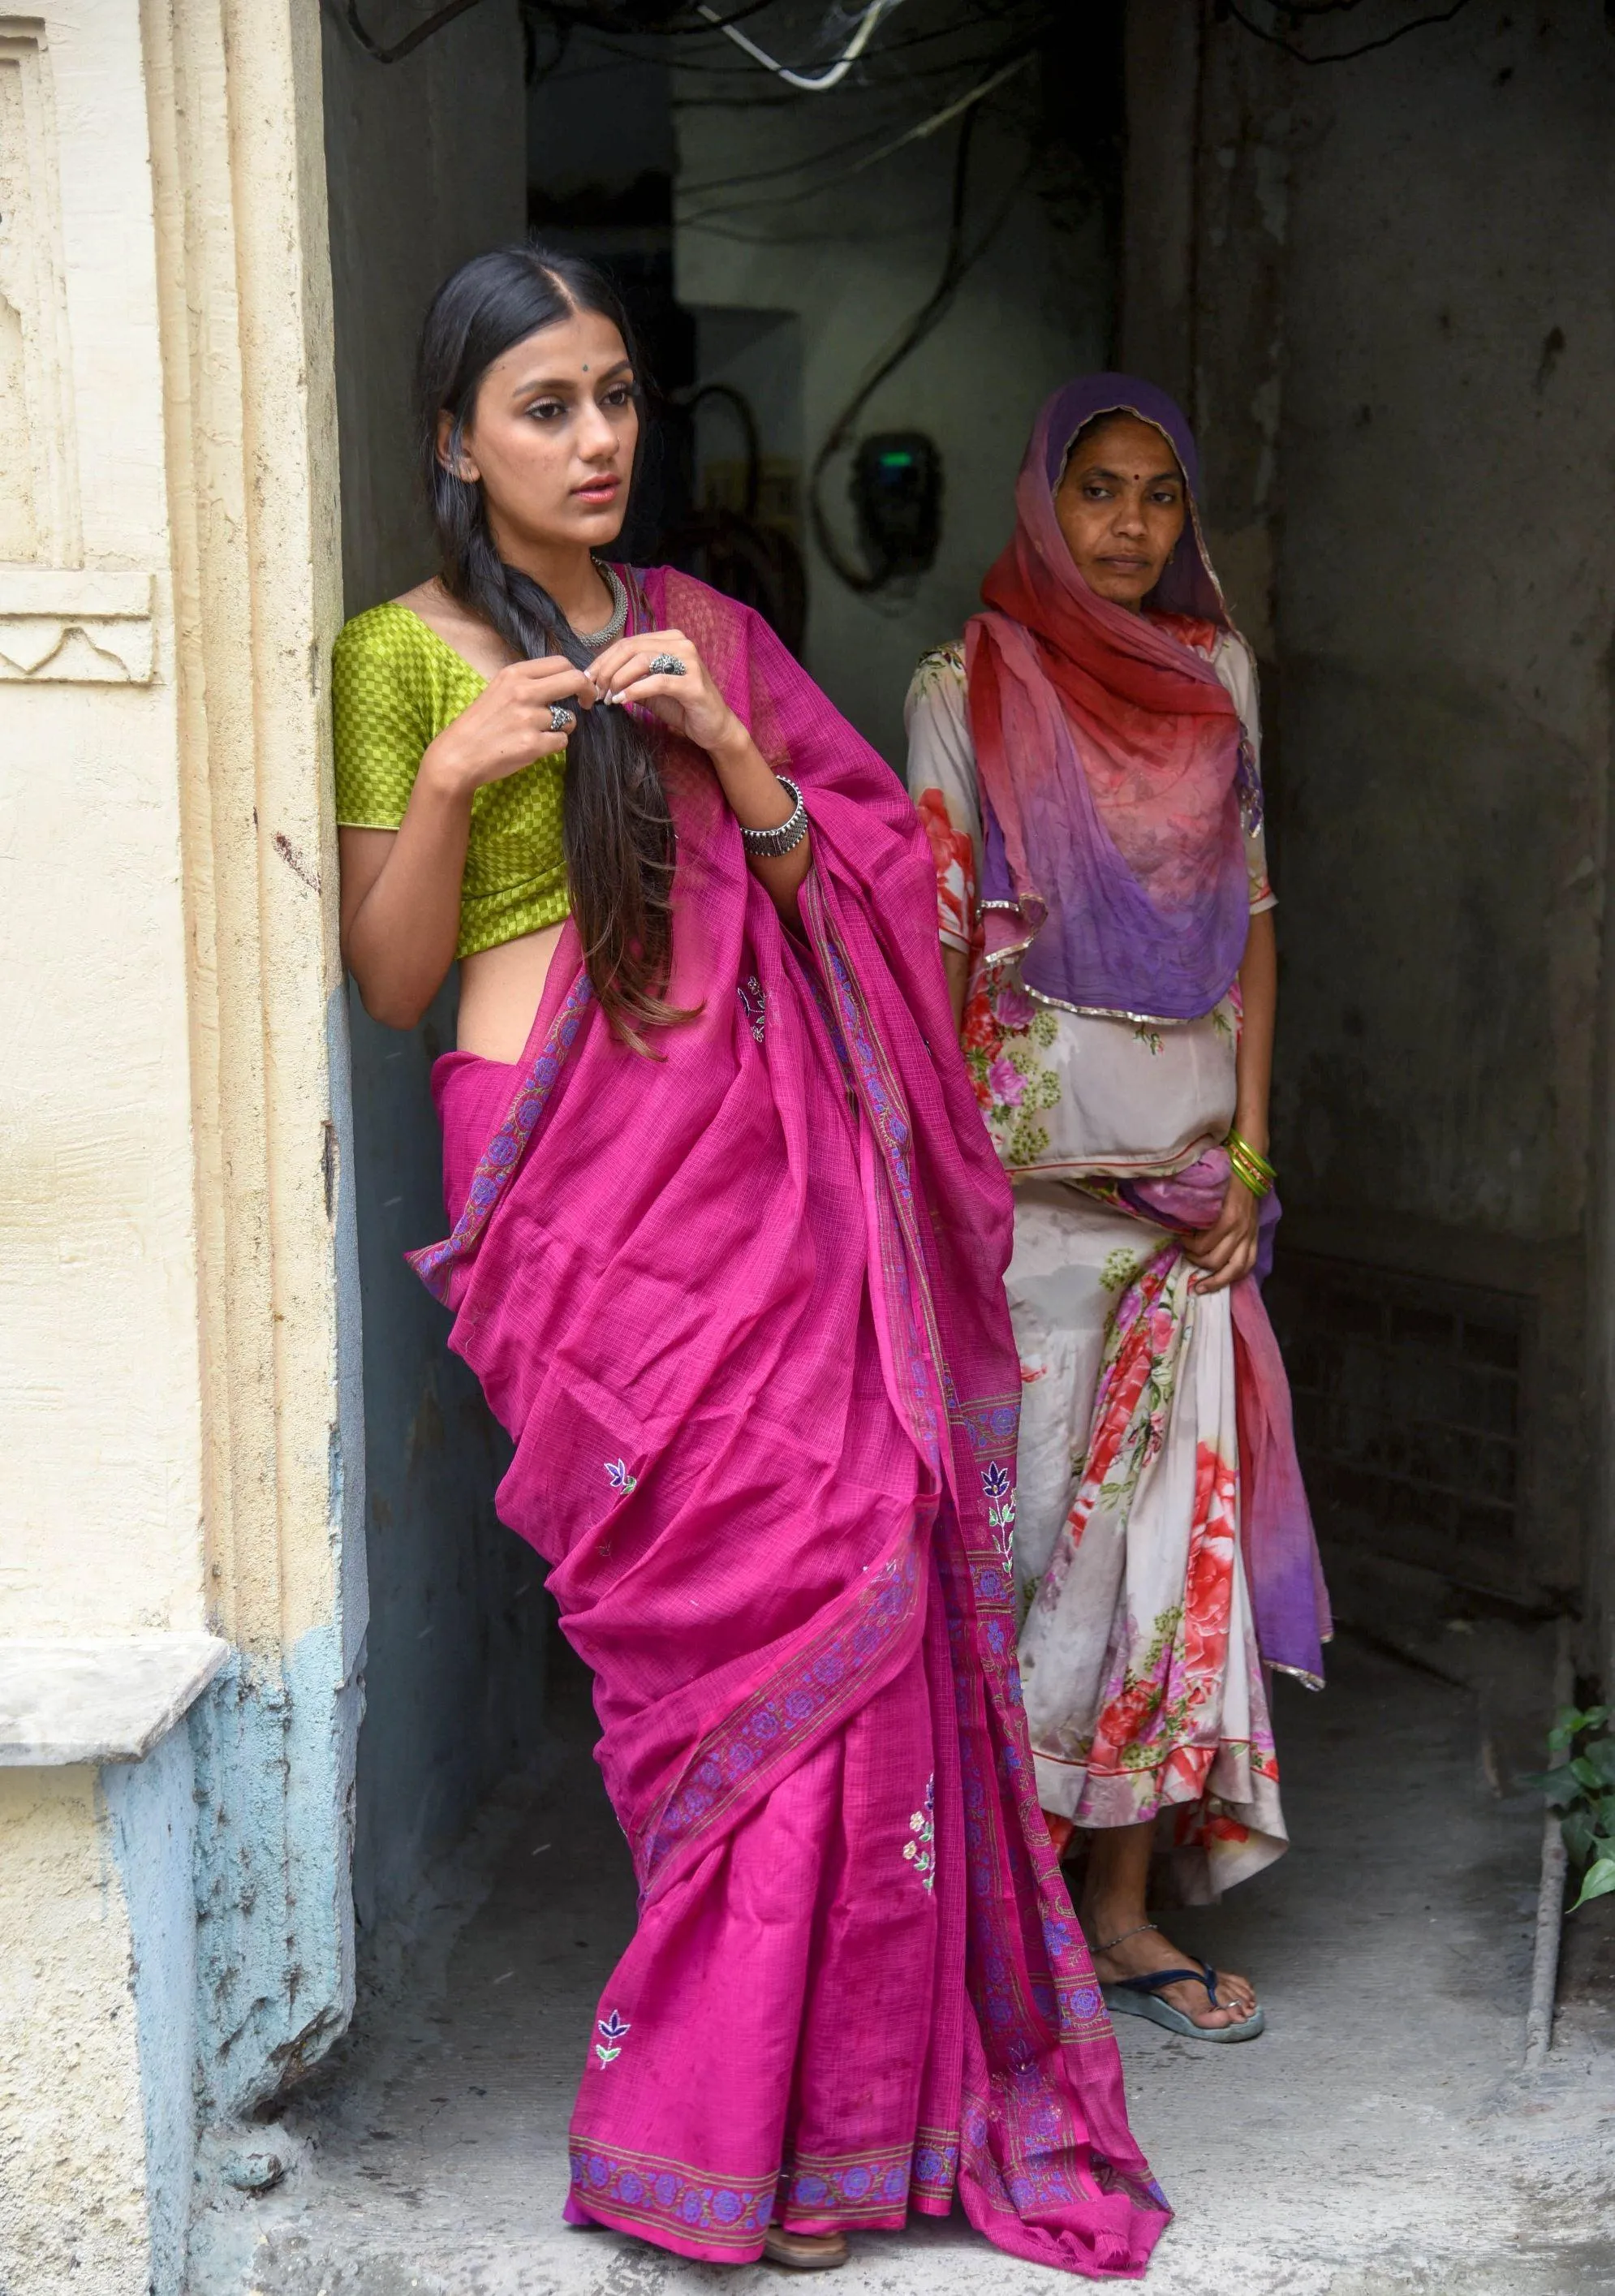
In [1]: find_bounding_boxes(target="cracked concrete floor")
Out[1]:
[189,1631,1615,2296]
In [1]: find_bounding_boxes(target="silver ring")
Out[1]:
[648,653,686,677]
[549,703,575,733]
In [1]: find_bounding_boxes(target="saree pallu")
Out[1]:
[409,569,1169,2277]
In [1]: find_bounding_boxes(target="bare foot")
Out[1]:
[1083,1915,1257,2031]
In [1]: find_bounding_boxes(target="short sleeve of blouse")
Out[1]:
[905,643,981,954]
[332,605,436,829]
[1208,630,1276,915]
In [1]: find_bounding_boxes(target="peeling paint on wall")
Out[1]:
[104,1728,199,2296]
[187,1626,360,2123]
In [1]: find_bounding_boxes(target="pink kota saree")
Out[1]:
[409,567,1169,2277]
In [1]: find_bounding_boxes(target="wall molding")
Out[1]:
[0,566,154,680]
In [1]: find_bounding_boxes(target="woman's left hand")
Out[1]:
[589,628,737,756]
[1186,1176,1262,1294]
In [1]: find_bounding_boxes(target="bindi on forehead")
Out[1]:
[1070,459,1182,486]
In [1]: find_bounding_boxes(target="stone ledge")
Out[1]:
[0,1634,230,1765]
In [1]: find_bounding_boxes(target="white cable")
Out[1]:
[696,0,908,93]
[680,50,1032,224]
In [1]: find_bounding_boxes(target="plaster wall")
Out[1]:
[320,2,549,1944]
[0,0,205,1640]
[1269,19,1615,1251]
[3,4,368,2272]
[0,1769,155,2294]
[1122,5,1615,1622]
[673,8,1116,767]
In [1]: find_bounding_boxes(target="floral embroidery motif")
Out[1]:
[605,1458,637,1494]
[982,1460,1015,1576]
[595,2008,631,2066]
[903,1774,936,1891]
[736,975,769,1042]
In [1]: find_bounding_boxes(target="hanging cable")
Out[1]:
[679,47,1032,224]
[809,104,1027,593]
[338,0,489,63]
[1224,0,1471,65]
[693,0,908,91]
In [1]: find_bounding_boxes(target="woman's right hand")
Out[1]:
[423,656,597,799]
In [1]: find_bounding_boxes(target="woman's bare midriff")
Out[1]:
[457,923,566,1063]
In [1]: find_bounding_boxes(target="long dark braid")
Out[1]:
[418,245,685,1050]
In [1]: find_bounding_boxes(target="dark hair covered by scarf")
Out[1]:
[964,374,1252,1025]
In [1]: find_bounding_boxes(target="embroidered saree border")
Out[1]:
[407,967,593,1299]
[809,885,1122,2077]
[777,2140,917,2222]
[571,2127,968,2250]
[637,1539,924,1892]
[568,2139,774,2250]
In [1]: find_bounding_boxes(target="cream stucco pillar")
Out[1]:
[0,4,360,2291]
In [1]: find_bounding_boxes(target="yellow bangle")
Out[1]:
[1225,1127,1275,1183]
[1225,1130,1275,1200]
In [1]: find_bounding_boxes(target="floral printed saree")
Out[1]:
[409,568,1169,2276]
[907,376,1329,1900]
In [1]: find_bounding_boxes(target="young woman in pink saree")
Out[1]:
[333,250,1168,2276]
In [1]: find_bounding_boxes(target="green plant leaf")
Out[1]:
[1549,1704,1613,1753]
[1570,1755,1605,1792]
[1583,1736,1615,1786]
[1526,1760,1587,1805]
[1564,1808,1596,1864]
[1570,1857,1615,1912]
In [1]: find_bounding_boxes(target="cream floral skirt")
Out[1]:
[1009,1181,1288,1903]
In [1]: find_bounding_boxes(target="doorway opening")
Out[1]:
[195,4,1615,2286]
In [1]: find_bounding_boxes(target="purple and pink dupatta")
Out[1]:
[967,375,1252,1023]
[969,377,1329,1688]
[408,568,1169,2276]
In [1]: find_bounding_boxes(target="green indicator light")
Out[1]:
[879,451,915,469]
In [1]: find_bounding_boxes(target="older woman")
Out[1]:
[907,376,1329,2042]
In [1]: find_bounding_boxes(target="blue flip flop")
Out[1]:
[1103,1959,1266,2042]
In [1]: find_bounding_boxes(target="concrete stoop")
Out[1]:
[187,1638,1615,2296]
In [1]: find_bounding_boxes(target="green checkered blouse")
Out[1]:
[331,601,570,959]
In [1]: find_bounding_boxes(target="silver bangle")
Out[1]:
[739,775,808,859]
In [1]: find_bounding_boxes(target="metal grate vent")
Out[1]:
[1265,1248,1524,1583]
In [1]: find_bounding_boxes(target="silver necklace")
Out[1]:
[576,560,628,652]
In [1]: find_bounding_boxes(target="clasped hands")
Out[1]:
[422,627,741,802]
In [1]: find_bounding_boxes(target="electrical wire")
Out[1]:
[527,0,778,31]
[693,0,908,90]
[338,0,488,62]
[679,47,1032,222]
[809,104,1024,592]
[1225,0,1472,64]
[584,0,1048,81]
